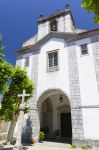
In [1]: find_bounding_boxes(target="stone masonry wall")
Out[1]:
[91,35,99,92]
[23,51,40,142]
[67,42,84,141]
[0,121,10,141]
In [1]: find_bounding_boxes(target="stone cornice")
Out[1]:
[38,10,75,26]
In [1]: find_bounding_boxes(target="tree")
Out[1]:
[0,36,13,95]
[0,35,35,142]
[0,66,35,121]
[0,34,5,60]
[0,35,35,121]
[0,61,13,95]
[82,0,99,23]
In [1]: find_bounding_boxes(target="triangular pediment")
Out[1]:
[33,32,77,47]
[16,32,78,55]
[16,28,99,55]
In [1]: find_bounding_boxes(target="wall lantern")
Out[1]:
[59,95,63,103]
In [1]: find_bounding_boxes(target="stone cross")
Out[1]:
[18,90,30,104]
[13,90,30,150]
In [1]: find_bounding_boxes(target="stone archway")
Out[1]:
[37,89,72,142]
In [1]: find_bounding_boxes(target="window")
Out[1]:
[48,51,58,71]
[25,57,29,67]
[80,44,88,55]
[50,19,57,31]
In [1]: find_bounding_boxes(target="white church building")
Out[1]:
[16,5,99,147]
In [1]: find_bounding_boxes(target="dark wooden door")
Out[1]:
[61,113,72,138]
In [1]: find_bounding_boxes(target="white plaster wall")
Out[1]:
[16,53,33,79]
[57,16,65,32]
[64,14,74,32]
[23,21,49,47]
[76,38,99,106]
[22,53,33,78]
[38,21,49,40]
[76,38,99,139]
[83,108,99,139]
[37,38,70,100]
[23,35,38,47]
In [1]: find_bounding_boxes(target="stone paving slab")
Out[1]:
[0,141,13,150]
[23,142,80,150]
[22,142,99,150]
[0,141,99,150]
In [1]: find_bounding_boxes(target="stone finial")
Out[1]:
[66,4,70,11]
[39,14,44,19]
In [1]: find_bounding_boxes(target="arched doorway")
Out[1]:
[37,89,72,142]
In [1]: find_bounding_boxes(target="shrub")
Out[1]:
[39,131,45,141]
[71,144,77,148]
[40,127,49,134]
[81,145,88,150]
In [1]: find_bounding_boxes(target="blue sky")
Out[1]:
[0,0,99,65]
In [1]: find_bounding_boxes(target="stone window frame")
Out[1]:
[47,49,59,72]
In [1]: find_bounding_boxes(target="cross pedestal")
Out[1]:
[13,90,30,150]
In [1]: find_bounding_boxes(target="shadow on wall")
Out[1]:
[22,116,32,143]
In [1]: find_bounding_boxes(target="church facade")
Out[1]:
[16,6,99,147]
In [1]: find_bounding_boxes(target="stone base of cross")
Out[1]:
[13,90,30,150]
[13,144,23,150]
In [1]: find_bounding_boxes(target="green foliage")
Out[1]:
[82,0,99,23]
[0,35,35,121]
[0,35,13,94]
[0,34,5,60]
[40,127,49,135]
[39,131,45,141]
[0,61,13,94]
[81,145,88,150]
[0,66,35,121]
[71,144,77,148]
[24,105,30,114]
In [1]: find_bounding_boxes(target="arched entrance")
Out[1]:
[37,89,72,142]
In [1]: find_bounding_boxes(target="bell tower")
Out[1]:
[37,4,75,39]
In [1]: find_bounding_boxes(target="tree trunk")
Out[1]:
[7,120,17,143]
